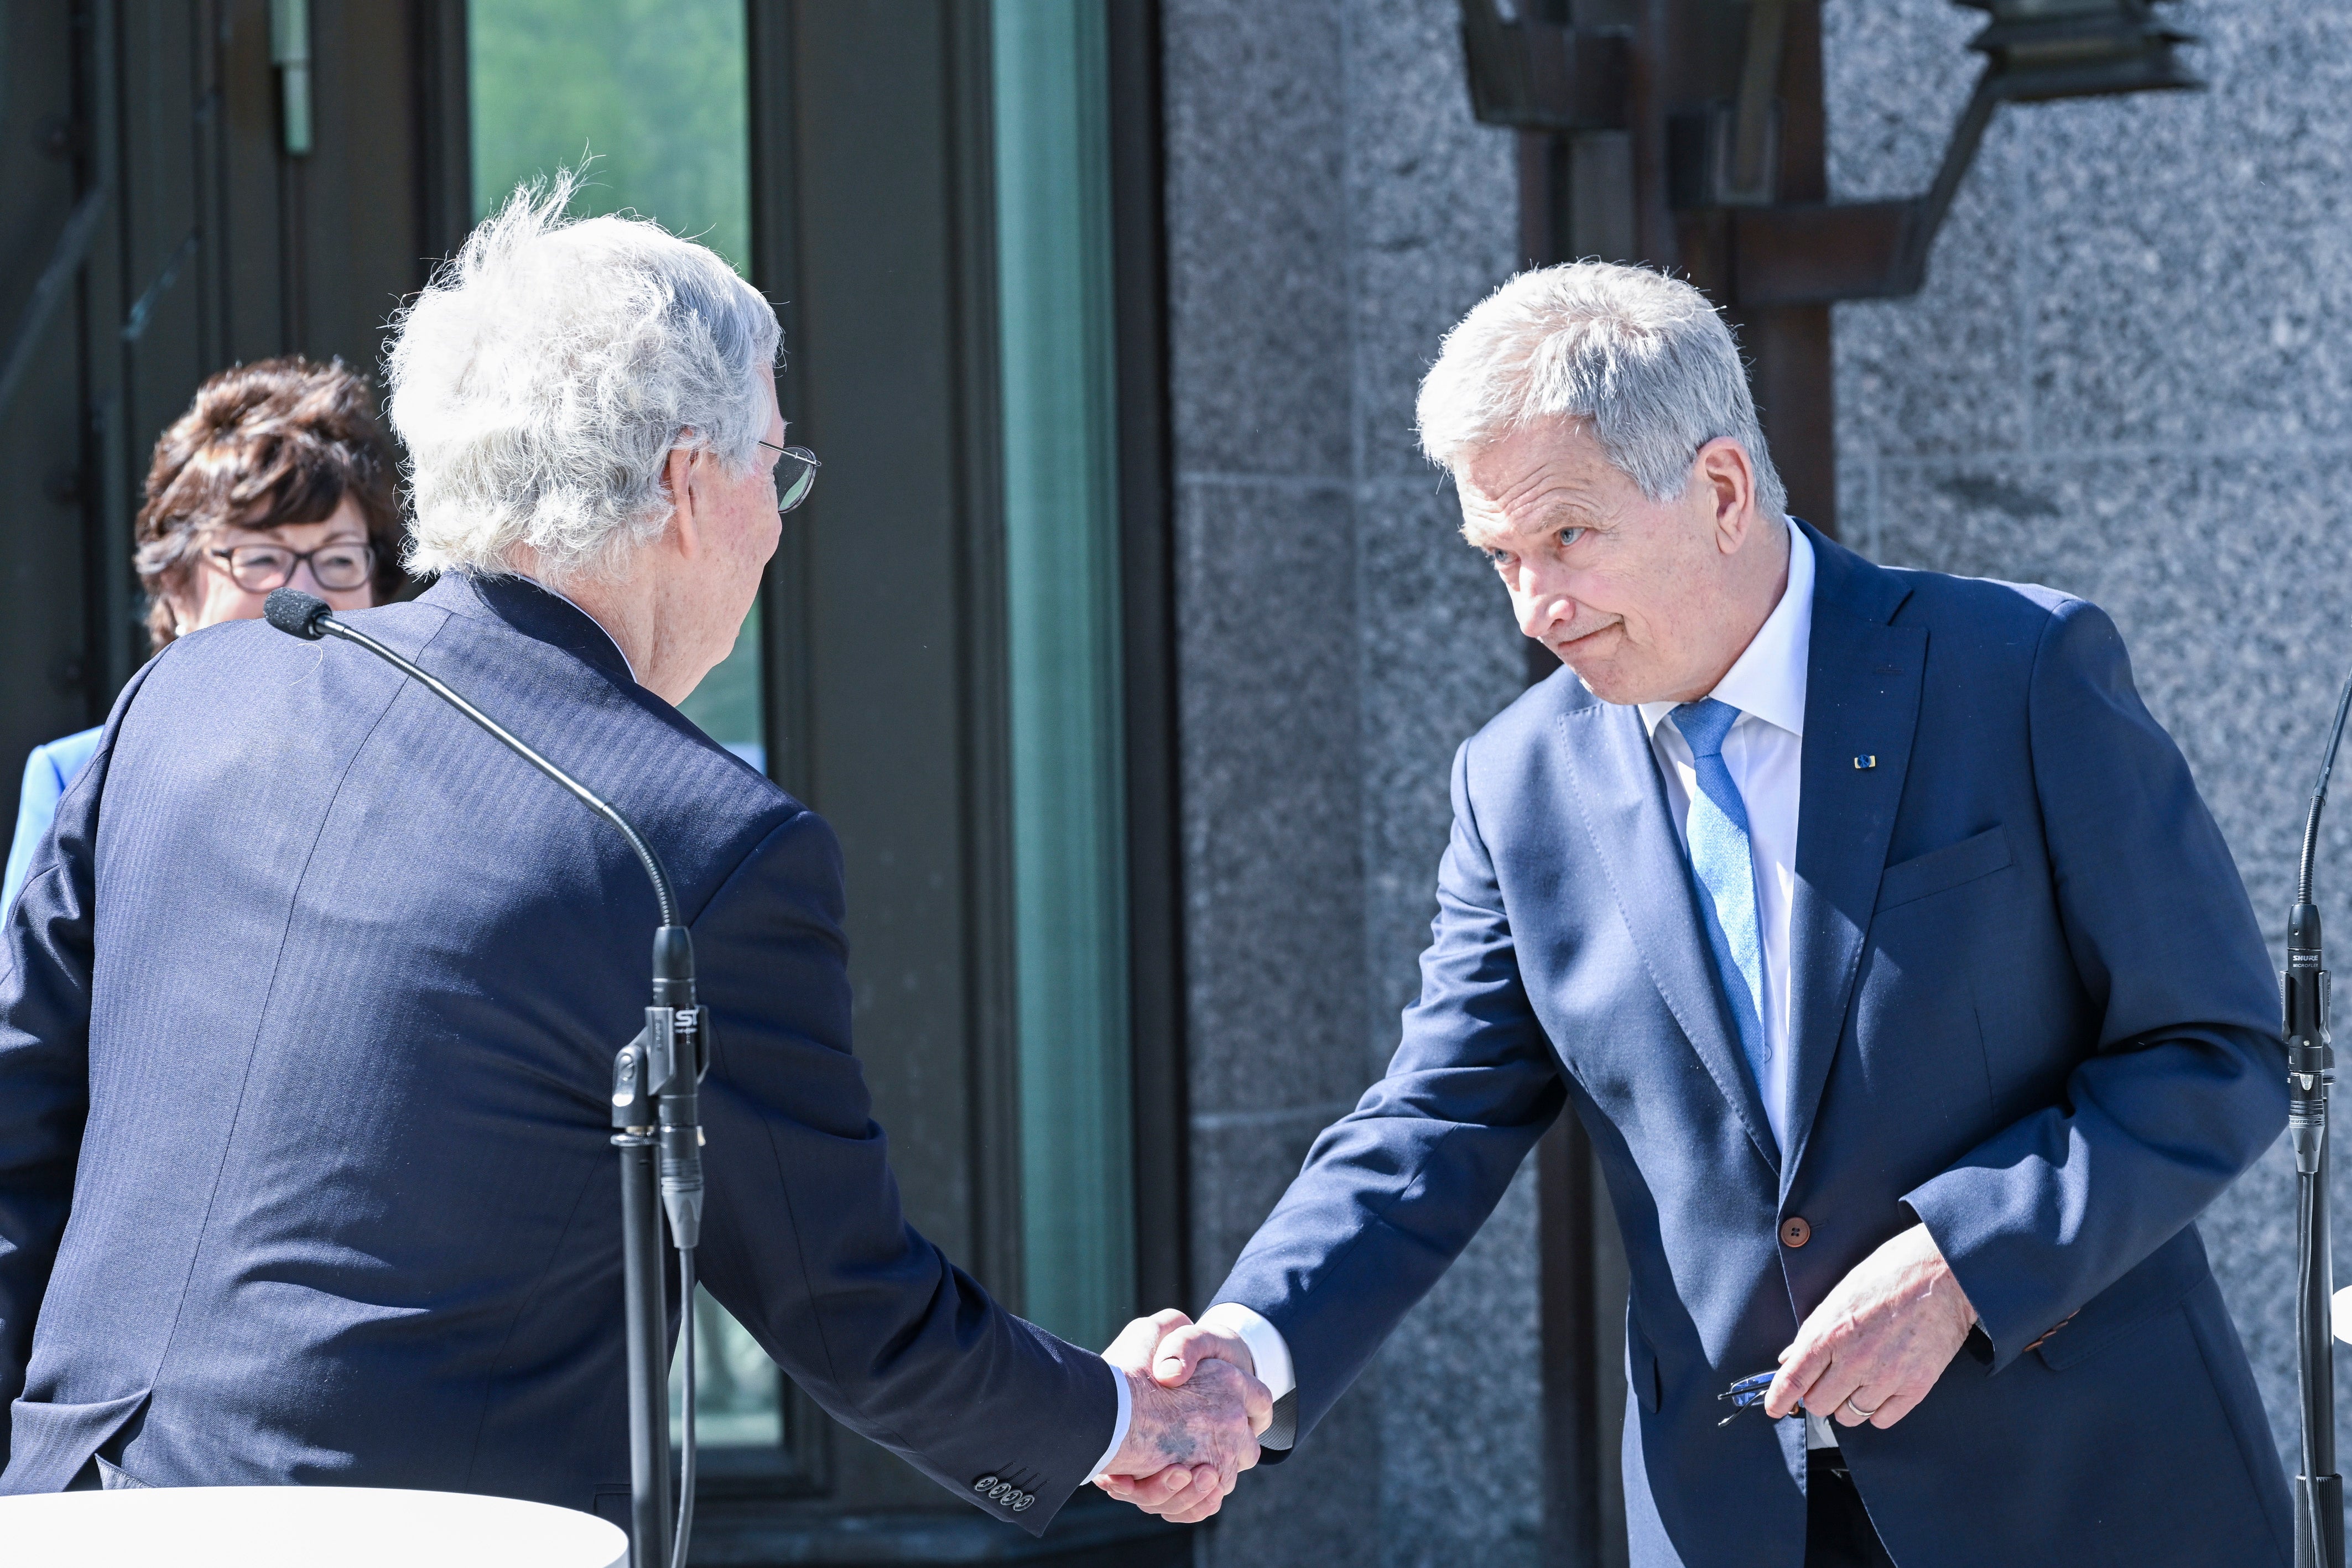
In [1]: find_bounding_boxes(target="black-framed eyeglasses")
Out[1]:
[207,540,377,593]
[757,440,820,514]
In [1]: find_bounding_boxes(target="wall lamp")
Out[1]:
[1460,0,2200,308]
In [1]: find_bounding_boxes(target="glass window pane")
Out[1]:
[995,1,1135,1353]
[468,0,752,269]
[689,602,766,775]
[467,0,765,774]
[671,1286,783,1449]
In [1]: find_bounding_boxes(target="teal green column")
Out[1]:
[994,0,1135,1352]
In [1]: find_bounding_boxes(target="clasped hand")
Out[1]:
[1093,1309,1269,1523]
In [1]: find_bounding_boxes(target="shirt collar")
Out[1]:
[512,574,640,685]
[1635,522,1814,741]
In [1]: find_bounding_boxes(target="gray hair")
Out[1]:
[1416,262,1787,521]
[387,171,780,585]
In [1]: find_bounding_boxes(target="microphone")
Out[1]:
[262,588,332,639]
[267,587,702,1568]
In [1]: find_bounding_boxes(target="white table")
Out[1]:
[0,1484,629,1568]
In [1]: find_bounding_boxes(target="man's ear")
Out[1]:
[663,446,703,560]
[1694,437,1757,553]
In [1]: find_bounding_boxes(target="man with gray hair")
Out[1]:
[0,180,1266,1534]
[1111,263,2292,1564]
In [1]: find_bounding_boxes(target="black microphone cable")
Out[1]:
[2287,652,2352,1568]
[267,588,703,1568]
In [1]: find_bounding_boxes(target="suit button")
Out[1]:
[1781,1216,1811,1248]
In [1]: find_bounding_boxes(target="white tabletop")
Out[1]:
[0,1486,629,1568]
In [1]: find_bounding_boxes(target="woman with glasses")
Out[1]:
[3,356,403,911]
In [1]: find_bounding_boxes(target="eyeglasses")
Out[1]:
[1717,1369,1789,1426]
[207,541,377,593]
[757,440,821,514]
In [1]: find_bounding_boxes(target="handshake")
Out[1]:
[1092,1309,1271,1523]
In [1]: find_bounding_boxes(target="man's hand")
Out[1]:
[1102,1308,1195,1377]
[1144,1317,1256,1392]
[1094,1311,1271,1524]
[1765,1222,1977,1430]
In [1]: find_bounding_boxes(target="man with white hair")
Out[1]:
[0,181,1266,1534]
[1110,263,2292,1564]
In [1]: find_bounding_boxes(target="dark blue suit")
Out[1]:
[1215,525,2291,1566]
[0,574,1112,1533]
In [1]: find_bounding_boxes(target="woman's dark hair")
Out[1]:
[134,356,404,652]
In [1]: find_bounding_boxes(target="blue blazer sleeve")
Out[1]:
[1209,739,1565,1447]
[3,728,103,918]
[683,807,1120,1532]
[1904,598,2287,1369]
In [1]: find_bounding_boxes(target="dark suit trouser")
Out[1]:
[1808,1451,1896,1567]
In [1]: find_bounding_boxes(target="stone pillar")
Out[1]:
[1164,2,1541,1562]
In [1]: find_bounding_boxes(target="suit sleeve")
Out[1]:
[1904,597,2286,1371]
[681,807,1118,1536]
[0,707,136,1460]
[1209,739,1566,1451]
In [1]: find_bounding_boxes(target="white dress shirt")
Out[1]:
[1091,1364,1132,1480]
[1204,527,1819,1446]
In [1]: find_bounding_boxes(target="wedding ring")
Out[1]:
[1843,1394,1881,1418]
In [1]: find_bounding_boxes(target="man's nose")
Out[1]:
[1516,579,1572,640]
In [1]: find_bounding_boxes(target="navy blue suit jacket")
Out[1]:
[0,574,1113,1533]
[1215,525,2291,1566]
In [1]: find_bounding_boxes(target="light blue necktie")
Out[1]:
[1671,699,1769,1088]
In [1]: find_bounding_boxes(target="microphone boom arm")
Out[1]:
[292,602,679,927]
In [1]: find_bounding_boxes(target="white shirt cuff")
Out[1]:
[1199,1301,1296,1402]
[1089,1355,1133,1480]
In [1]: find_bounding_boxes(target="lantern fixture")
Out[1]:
[1458,0,2201,308]
[1965,0,2199,105]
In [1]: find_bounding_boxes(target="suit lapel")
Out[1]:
[1559,695,1780,1174]
[1780,528,1924,1190]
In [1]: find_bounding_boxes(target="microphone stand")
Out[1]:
[266,590,704,1568]
[2288,661,2352,1568]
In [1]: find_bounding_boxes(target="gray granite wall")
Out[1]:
[1162,3,1538,1565]
[1825,0,2352,1495]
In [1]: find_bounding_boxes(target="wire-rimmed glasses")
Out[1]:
[757,439,820,514]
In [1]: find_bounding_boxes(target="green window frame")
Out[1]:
[994,0,1136,1355]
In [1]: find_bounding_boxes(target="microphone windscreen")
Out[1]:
[264,588,331,641]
